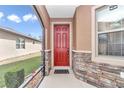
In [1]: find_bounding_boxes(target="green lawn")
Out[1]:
[0,56,42,88]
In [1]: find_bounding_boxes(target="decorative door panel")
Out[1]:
[54,24,69,66]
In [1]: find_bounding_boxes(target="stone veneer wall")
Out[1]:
[45,50,51,75]
[72,51,124,88]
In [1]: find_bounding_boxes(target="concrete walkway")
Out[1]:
[38,69,96,88]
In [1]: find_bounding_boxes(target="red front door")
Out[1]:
[54,24,69,66]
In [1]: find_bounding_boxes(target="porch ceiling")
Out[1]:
[45,5,78,18]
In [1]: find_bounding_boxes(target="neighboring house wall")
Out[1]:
[0,29,41,61]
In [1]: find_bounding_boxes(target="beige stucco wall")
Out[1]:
[36,5,50,49]
[36,5,93,51]
[73,5,93,51]
[0,30,41,61]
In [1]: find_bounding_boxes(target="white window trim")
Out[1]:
[92,5,124,66]
[16,38,25,49]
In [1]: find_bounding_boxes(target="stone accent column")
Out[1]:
[45,50,51,75]
[72,51,124,88]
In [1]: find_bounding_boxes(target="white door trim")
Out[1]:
[51,22,72,69]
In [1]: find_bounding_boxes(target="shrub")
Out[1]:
[4,69,25,88]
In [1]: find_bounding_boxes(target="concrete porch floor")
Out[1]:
[38,69,96,88]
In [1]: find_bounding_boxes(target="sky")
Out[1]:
[0,5,43,40]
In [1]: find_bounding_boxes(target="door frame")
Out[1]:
[51,22,72,69]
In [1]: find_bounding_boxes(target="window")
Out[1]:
[33,41,35,44]
[16,39,20,49]
[96,5,124,57]
[98,33,108,55]
[16,38,25,49]
[20,39,25,49]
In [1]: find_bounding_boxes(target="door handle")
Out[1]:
[67,48,69,55]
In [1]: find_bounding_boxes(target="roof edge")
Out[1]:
[0,26,41,42]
